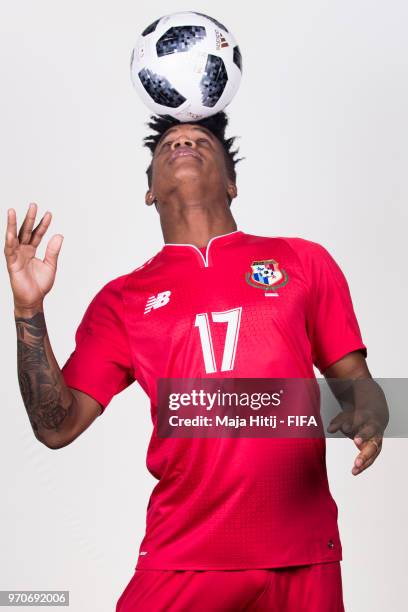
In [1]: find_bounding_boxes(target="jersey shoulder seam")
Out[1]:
[274,236,314,317]
[120,270,149,389]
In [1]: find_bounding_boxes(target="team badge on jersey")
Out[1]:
[245,259,289,293]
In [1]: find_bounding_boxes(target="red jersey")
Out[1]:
[62,230,367,570]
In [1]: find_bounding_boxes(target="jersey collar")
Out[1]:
[160,230,245,268]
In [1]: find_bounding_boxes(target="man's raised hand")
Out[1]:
[4,203,63,313]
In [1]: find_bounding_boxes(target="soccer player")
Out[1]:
[5,112,387,611]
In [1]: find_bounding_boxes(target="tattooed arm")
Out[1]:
[6,205,101,449]
[14,308,101,448]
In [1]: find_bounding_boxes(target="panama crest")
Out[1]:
[245,259,289,292]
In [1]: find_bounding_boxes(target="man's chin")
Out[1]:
[168,167,206,183]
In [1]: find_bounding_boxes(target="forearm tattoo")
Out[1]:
[15,312,72,437]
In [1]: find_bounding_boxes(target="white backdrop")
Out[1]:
[1,1,407,610]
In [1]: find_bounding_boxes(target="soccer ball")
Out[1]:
[130,11,243,122]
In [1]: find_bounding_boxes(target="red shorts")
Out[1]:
[116,561,344,611]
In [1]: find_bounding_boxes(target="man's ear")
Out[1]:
[145,190,156,206]
[227,182,238,202]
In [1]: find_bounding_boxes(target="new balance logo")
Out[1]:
[144,291,171,314]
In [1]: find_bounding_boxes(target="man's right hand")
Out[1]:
[4,203,63,313]
[5,205,102,447]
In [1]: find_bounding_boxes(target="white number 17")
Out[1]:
[194,307,242,373]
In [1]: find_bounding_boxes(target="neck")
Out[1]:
[159,198,237,248]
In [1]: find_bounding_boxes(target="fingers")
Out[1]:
[4,209,19,264]
[5,208,18,240]
[353,425,380,445]
[18,202,38,244]
[5,205,54,260]
[327,411,355,437]
[327,413,343,433]
[352,436,382,476]
[30,211,52,248]
[43,234,64,269]
[355,442,382,474]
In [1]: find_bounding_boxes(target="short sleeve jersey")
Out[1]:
[62,231,367,570]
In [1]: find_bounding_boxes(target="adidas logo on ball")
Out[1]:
[215,30,229,50]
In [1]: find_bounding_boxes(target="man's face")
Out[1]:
[146,123,237,207]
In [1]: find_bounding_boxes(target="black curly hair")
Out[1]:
[143,111,244,204]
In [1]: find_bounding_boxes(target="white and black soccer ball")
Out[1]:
[130,11,243,122]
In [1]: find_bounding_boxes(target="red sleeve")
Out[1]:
[61,275,134,413]
[288,238,367,374]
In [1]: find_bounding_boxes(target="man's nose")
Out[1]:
[172,136,195,149]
